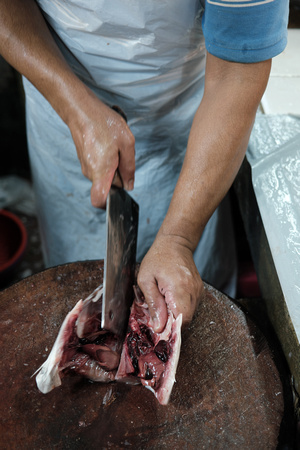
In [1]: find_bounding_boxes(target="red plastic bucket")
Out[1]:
[0,209,27,282]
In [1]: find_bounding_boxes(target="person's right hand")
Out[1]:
[0,0,135,210]
[68,89,135,208]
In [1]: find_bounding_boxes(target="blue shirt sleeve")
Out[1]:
[201,0,289,63]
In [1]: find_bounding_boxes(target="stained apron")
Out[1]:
[23,0,237,296]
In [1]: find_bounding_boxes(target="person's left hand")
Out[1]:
[137,233,203,332]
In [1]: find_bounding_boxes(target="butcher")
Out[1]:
[0,0,288,332]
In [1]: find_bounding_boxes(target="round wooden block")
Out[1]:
[0,261,284,449]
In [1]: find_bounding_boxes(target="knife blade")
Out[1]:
[102,186,139,336]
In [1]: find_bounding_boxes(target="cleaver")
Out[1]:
[102,186,139,337]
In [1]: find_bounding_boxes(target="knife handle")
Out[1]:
[111,105,127,123]
[111,105,128,188]
[112,169,123,188]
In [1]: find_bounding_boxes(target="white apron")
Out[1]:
[23,0,237,296]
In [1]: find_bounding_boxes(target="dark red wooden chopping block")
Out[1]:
[0,261,284,449]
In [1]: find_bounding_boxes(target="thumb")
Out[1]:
[90,165,117,208]
[138,279,168,333]
[90,178,108,209]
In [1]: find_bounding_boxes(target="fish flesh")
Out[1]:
[116,286,182,405]
[35,287,120,393]
[35,284,182,405]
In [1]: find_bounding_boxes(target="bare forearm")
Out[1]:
[0,0,135,206]
[159,53,271,251]
[0,0,87,125]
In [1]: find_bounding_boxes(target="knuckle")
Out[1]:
[81,164,89,179]
[126,131,135,148]
[137,271,147,289]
